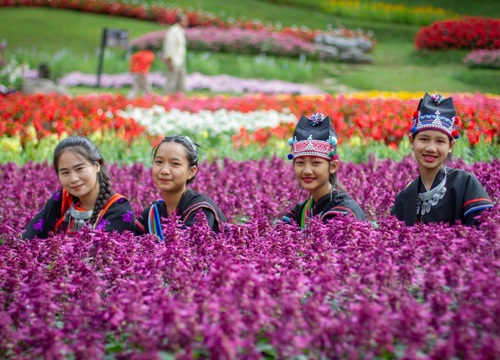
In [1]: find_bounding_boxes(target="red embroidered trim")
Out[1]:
[463,198,492,208]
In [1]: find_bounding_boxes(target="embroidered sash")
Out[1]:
[53,190,125,234]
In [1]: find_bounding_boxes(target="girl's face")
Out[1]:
[57,149,100,207]
[293,156,338,200]
[152,142,197,196]
[411,130,454,173]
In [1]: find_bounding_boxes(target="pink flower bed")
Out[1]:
[0,0,374,45]
[131,27,317,58]
[1,157,499,358]
[464,49,500,69]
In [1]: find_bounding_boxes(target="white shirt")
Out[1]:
[162,24,186,68]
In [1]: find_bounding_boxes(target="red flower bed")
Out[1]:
[415,17,500,50]
[1,93,498,147]
[0,93,146,146]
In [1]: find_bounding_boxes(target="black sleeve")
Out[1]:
[184,207,220,232]
[283,203,299,225]
[134,206,151,236]
[22,195,61,240]
[462,174,494,226]
[321,200,366,221]
[392,194,403,220]
[96,198,136,234]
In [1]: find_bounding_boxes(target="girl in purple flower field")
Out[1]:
[22,136,135,240]
[283,113,365,228]
[135,135,226,239]
[392,93,494,226]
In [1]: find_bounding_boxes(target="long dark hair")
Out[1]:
[53,136,112,226]
[152,135,200,184]
[328,163,347,193]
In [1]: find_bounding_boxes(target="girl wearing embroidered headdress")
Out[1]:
[135,135,226,239]
[392,93,493,226]
[283,113,365,228]
[22,136,135,240]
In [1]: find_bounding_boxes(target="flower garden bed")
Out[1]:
[1,92,498,150]
[415,17,500,50]
[0,0,376,62]
[1,3,500,357]
[1,92,499,358]
[1,157,499,358]
[464,49,500,69]
[0,93,500,160]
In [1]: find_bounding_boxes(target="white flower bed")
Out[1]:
[117,106,297,135]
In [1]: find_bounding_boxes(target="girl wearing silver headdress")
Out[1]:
[392,93,493,226]
[283,113,365,229]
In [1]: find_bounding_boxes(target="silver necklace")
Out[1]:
[64,204,93,232]
[416,168,447,216]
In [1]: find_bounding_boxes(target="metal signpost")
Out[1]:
[96,28,129,88]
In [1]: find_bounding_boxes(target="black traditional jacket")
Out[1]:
[23,189,134,240]
[135,189,227,238]
[283,191,365,228]
[392,167,493,226]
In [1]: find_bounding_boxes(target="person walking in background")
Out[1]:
[392,93,493,226]
[283,113,365,228]
[135,135,226,240]
[162,11,188,94]
[128,44,155,99]
[22,136,135,240]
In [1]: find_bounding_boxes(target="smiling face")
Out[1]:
[411,130,454,175]
[57,149,100,208]
[152,142,197,197]
[293,156,338,201]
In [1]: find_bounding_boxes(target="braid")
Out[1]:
[90,172,112,227]
[53,136,114,229]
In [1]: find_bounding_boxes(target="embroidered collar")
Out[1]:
[299,189,340,228]
[64,204,93,232]
[416,167,447,216]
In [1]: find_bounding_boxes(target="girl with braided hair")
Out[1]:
[22,136,135,240]
[135,135,226,239]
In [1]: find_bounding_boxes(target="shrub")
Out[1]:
[464,49,500,69]
[415,17,500,50]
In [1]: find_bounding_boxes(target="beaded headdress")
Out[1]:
[287,113,338,161]
[410,93,460,140]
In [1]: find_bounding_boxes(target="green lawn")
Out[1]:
[1,1,500,94]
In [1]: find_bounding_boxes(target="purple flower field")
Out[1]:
[1,157,499,359]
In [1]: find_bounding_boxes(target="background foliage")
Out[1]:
[1,0,500,94]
